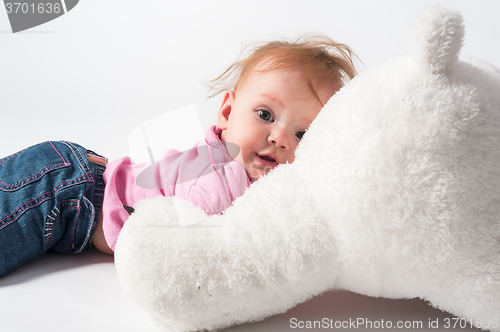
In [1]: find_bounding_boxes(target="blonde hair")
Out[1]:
[208,35,359,104]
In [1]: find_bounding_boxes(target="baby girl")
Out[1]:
[0,35,357,275]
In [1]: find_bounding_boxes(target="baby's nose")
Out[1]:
[268,129,290,150]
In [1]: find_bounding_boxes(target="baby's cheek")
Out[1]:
[285,153,296,164]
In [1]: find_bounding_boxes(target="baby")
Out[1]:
[0,35,357,275]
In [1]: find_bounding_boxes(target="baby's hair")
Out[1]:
[207,35,359,104]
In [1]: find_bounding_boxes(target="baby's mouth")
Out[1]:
[257,154,278,164]
[259,155,276,163]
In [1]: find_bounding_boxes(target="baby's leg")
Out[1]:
[0,141,105,277]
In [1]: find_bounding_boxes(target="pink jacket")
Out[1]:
[101,126,250,250]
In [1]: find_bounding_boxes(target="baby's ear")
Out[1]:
[217,90,235,130]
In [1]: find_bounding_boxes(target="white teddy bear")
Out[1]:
[114,5,500,331]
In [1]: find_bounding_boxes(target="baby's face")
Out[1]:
[218,67,337,181]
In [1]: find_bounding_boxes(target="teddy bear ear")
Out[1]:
[409,5,465,75]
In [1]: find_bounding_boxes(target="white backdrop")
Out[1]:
[1,2,499,331]
[0,0,499,161]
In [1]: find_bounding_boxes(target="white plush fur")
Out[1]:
[114,5,500,331]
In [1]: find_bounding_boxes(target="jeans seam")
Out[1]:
[61,141,91,175]
[47,141,68,164]
[0,142,71,191]
[52,200,82,250]
[0,162,69,191]
[74,196,94,253]
[0,174,93,230]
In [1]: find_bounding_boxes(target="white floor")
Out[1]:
[0,249,479,332]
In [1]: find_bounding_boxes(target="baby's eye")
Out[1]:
[257,110,274,122]
[295,131,306,140]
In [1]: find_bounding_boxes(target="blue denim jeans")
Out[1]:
[0,141,106,277]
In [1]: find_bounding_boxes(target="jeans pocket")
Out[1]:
[0,142,70,192]
[49,197,96,254]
